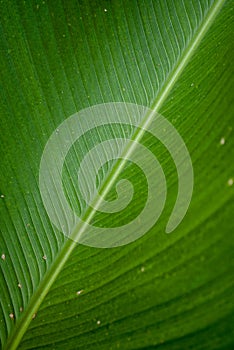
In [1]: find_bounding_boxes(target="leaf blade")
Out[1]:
[0,1,232,348]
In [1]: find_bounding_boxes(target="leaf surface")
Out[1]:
[0,0,233,349]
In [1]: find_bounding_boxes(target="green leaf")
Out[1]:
[0,0,233,349]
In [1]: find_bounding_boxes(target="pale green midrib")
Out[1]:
[4,1,225,349]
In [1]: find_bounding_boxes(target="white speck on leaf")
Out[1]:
[228,178,233,186]
[1,254,5,260]
[104,8,107,12]
[97,320,101,325]
[141,266,145,272]
[220,137,225,145]
[0,194,4,198]
[9,313,14,319]
[76,290,84,296]
[18,283,22,288]
[42,255,47,260]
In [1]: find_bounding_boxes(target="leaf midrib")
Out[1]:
[4,1,226,349]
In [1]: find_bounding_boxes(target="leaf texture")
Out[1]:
[0,0,233,349]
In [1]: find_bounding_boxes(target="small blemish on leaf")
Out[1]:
[228,178,233,186]
[1,254,6,260]
[97,320,101,325]
[220,137,225,145]
[42,255,47,260]
[18,283,22,289]
[76,290,84,296]
[9,313,14,319]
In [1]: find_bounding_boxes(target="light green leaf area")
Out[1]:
[0,0,234,349]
